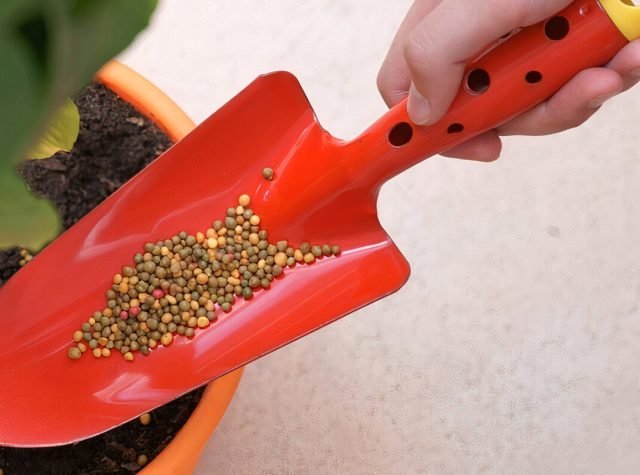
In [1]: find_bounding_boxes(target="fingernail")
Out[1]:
[587,91,619,110]
[407,86,431,125]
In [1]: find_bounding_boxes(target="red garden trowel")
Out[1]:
[0,0,638,446]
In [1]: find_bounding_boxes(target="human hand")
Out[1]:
[377,0,640,161]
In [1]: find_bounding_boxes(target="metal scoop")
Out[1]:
[0,0,633,446]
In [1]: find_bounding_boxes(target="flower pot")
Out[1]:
[95,60,243,475]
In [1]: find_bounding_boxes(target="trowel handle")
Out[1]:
[347,0,637,188]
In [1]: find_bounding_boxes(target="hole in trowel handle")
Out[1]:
[544,16,570,40]
[447,123,464,134]
[388,122,413,147]
[465,69,491,94]
[525,71,543,83]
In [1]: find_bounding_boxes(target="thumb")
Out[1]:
[403,0,573,125]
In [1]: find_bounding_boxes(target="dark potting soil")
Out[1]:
[20,82,173,230]
[0,83,205,474]
[0,248,22,287]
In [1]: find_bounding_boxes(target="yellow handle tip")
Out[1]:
[600,0,640,41]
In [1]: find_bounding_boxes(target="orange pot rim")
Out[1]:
[95,60,243,475]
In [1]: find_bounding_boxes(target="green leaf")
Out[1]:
[0,163,59,249]
[0,0,157,167]
[0,0,156,249]
[27,97,79,159]
[0,17,44,172]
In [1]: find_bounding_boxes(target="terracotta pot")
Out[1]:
[95,60,243,475]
